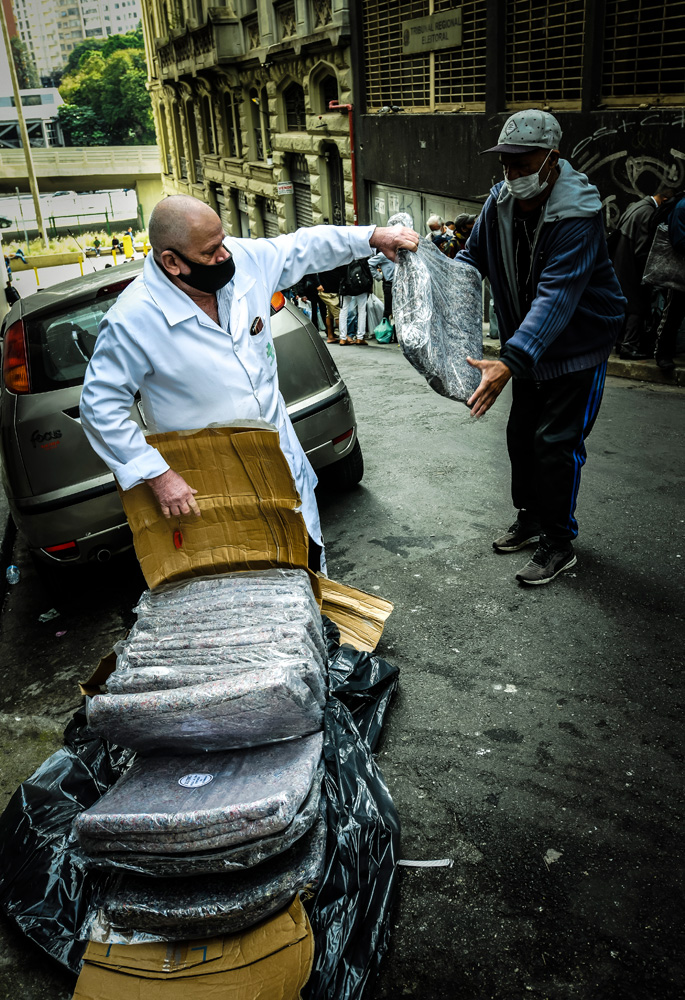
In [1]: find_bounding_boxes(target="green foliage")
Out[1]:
[57,104,109,146]
[58,44,155,146]
[61,39,105,79]
[10,36,40,89]
[101,25,144,58]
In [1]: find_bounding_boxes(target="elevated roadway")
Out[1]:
[0,145,163,222]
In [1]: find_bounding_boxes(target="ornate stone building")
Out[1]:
[139,0,355,237]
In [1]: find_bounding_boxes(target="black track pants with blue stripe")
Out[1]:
[506,361,608,543]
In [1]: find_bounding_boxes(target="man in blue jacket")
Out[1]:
[458,110,626,585]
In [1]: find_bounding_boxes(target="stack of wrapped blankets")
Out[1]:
[74,569,327,941]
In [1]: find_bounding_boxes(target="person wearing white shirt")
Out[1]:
[80,195,419,570]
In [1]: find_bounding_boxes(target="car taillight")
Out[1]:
[43,541,78,559]
[271,291,286,312]
[97,279,133,298]
[2,319,31,393]
[332,428,354,445]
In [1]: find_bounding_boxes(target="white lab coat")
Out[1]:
[80,224,375,549]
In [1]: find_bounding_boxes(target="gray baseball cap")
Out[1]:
[482,109,562,154]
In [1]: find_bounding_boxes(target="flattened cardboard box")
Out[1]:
[118,425,312,593]
[73,895,313,1000]
[115,424,392,653]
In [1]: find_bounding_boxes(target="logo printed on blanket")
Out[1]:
[178,773,215,788]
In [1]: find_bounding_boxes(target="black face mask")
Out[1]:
[164,246,236,293]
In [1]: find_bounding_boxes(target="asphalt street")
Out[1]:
[0,341,683,999]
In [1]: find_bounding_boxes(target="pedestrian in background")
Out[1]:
[457,109,626,586]
[368,249,395,320]
[611,187,672,359]
[317,265,346,343]
[338,257,374,346]
[651,195,685,374]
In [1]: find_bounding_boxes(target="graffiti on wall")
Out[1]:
[570,110,685,229]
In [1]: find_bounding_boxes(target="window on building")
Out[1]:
[284,81,306,130]
[363,0,486,111]
[505,0,584,108]
[202,94,216,156]
[320,73,338,111]
[223,91,242,158]
[249,88,264,159]
[602,0,685,105]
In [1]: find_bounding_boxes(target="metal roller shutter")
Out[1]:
[292,154,313,228]
[262,198,279,237]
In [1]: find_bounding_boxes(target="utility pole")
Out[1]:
[0,2,50,250]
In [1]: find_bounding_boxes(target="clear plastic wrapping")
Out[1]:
[80,765,323,876]
[74,733,323,854]
[390,210,483,404]
[88,569,327,752]
[86,817,326,943]
[86,661,326,753]
[107,646,321,694]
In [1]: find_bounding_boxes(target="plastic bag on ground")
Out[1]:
[74,733,323,854]
[390,210,483,403]
[86,818,326,944]
[374,317,394,343]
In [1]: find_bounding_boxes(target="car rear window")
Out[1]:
[26,290,122,393]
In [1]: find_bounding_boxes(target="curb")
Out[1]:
[482,335,685,387]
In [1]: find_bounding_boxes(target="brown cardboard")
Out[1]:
[318,576,394,653]
[118,425,311,592]
[73,895,314,1000]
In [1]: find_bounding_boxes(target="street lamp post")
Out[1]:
[0,3,50,250]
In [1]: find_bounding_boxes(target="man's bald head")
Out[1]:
[149,195,222,261]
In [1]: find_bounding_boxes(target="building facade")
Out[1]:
[141,0,355,238]
[0,87,64,146]
[11,0,143,82]
[352,0,685,232]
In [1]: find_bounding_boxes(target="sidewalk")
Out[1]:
[482,325,685,386]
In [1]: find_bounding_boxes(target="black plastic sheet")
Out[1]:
[0,616,400,999]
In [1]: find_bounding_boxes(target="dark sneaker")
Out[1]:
[493,520,541,553]
[515,541,577,585]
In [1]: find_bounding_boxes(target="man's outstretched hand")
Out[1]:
[369,225,420,261]
[147,468,201,518]
[466,358,512,418]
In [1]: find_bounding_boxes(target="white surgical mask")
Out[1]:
[504,151,553,201]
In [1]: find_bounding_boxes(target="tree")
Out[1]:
[11,36,40,89]
[57,104,109,146]
[58,47,155,146]
[61,39,106,79]
[102,25,144,58]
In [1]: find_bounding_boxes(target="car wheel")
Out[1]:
[319,440,364,491]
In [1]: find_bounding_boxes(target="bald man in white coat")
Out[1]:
[80,195,419,571]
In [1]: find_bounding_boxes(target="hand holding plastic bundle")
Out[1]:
[390,211,483,403]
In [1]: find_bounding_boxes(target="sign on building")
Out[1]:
[402,8,462,55]
[277,181,294,195]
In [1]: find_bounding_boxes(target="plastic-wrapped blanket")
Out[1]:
[74,733,323,855]
[390,210,483,403]
[80,766,323,876]
[86,661,325,753]
[88,568,327,751]
[87,818,326,942]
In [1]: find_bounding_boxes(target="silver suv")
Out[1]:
[1,262,363,566]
